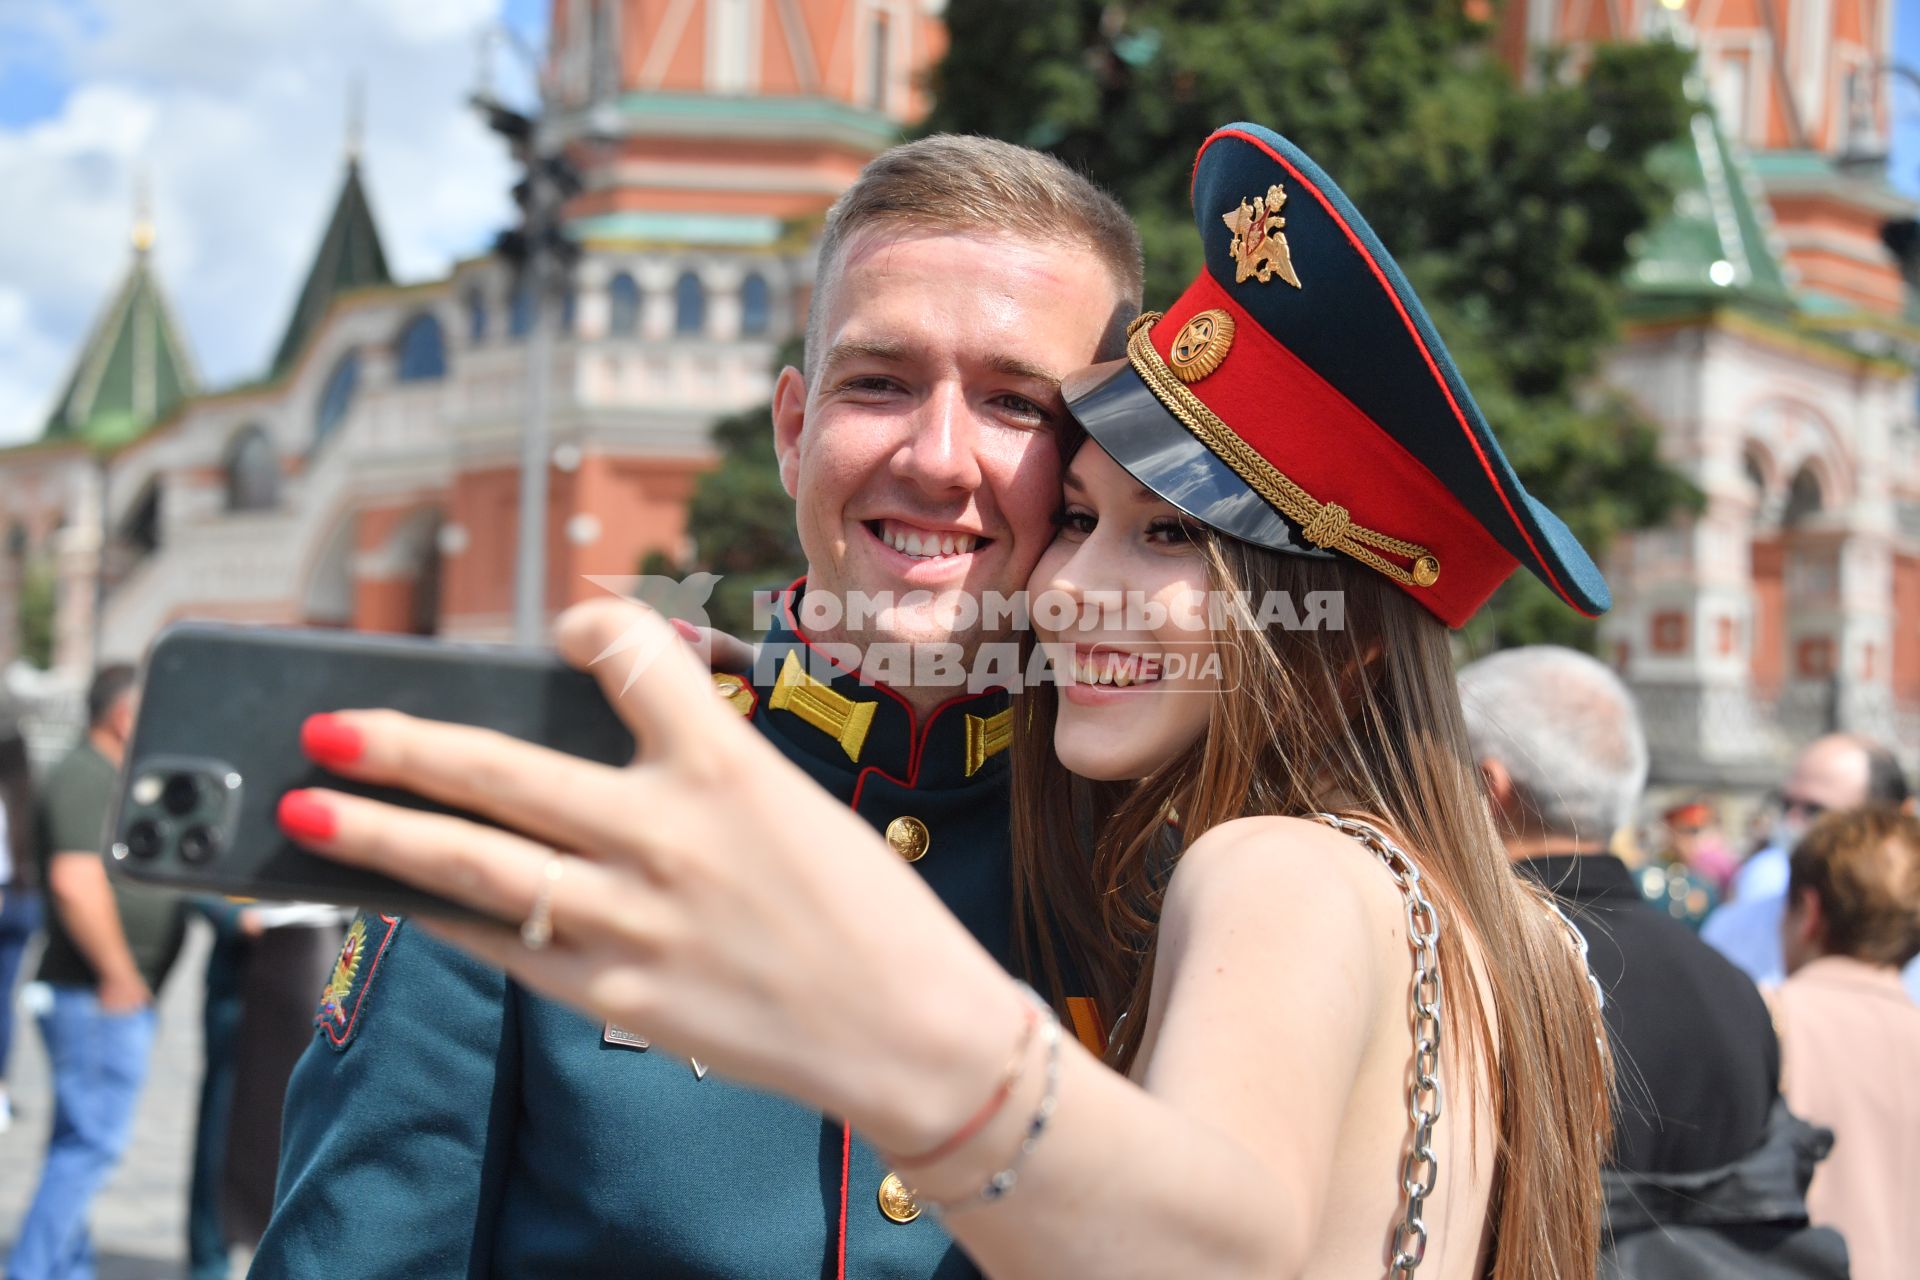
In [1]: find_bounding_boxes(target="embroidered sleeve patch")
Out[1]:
[315,913,402,1051]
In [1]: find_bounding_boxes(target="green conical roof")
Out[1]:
[1626,89,1793,308]
[42,239,198,446]
[270,157,392,377]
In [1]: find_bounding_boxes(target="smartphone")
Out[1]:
[109,622,635,918]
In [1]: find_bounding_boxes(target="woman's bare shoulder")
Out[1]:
[1161,815,1412,974]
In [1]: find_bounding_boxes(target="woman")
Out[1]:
[0,721,41,1132]
[279,123,1610,1277]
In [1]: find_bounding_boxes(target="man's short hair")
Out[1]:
[805,134,1144,376]
[87,663,137,728]
[1457,645,1649,846]
[1790,808,1920,968]
[1858,738,1912,810]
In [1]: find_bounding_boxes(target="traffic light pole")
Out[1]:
[474,79,579,648]
[514,218,554,647]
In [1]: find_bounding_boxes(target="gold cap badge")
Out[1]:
[1223,184,1302,288]
[1167,309,1235,383]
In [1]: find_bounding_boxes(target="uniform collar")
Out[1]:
[741,581,1015,791]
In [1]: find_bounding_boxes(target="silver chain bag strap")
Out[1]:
[1310,814,1443,1278]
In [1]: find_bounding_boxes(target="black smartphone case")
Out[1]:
[110,622,634,918]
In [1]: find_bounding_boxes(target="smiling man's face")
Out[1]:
[773,225,1125,664]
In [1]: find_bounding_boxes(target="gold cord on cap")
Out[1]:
[1126,314,1440,590]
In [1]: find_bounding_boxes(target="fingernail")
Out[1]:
[277,790,337,842]
[670,618,700,642]
[301,713,364,767]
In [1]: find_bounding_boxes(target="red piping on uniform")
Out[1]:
[836,1122,853,1280]
[1196,127,1596,619]
[770,579,1002,1269]
[777,582,1011,805]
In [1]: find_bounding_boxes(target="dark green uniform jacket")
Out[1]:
[256,611,1018,1279]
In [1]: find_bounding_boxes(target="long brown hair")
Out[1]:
[1011,528,1611,1278]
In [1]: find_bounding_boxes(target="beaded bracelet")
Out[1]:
[911,984,1063,1212]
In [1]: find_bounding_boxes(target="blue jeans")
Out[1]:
[5,987,157,1280]
[0,888,42,1081]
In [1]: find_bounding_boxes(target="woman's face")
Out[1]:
[1029,442,1220,782]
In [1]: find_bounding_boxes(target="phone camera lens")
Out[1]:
[161,774,202,817]
[125,820,164,861]
[178,825,220,866]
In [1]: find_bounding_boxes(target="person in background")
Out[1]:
[1772,807,1920,1280]
[0,724,40,1134]
[186,898,259,1280]
[7,665,188,1280]
[1662,797,1737,896]
[1702,733,1911,988]
[1459,647,1778,1173]
[186,896,346,1279]
[1634,797,1723,929]
[1461,646,1847,1278]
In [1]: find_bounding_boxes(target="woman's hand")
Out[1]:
[275,598,1022,1151]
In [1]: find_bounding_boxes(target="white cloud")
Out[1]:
[0,0,537,445]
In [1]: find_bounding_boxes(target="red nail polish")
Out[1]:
[301,713,364,767]
[278,790,337,842]
[670,618,700,642]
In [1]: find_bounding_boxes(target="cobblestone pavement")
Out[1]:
[0,923,255,1279]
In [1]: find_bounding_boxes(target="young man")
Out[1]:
[254,136,1141,1277]
[9,665,188,1280]
[1773,808,1920,1280]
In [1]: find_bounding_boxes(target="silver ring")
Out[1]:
[520,855,566,950]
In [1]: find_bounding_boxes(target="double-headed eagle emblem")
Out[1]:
[1223,184,1302,288]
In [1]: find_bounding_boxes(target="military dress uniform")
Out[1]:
[255,593,1060,1279]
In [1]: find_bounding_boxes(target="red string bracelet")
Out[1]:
[889,998,1041,1171]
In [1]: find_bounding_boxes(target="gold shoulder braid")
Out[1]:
[1126,313,1441,589]
[1310,814,1442,1278]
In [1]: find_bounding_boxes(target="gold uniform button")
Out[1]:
[877,1172,922,1224]
[1411,555,1441,588]
[711,673,754,717]
[885,816,930,863]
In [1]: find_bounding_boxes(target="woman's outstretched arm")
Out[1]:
[279,602,1418,1279]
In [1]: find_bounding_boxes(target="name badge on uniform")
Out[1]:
[603,1022,708,1080]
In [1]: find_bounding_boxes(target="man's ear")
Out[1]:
[1479,756,1521,834]
[771,366,807,500]
[1480,757,1514,810]
[1788,886,1827,954]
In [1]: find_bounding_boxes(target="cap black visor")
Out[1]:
[1061,358,1334,560]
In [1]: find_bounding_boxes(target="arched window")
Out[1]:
[314,351,361,451]
[740,272,770,337]
[394,313,448,382]
[509,283,535,339]
[465,287,488,343]
[123,481,162,555]
[674,270,705,336]
[225,425,279,512]
[1783,465,1825,528]
[607,272,640,336]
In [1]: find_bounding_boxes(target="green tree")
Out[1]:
[924,0,1700,648]
[648,337,805,636]
[17,558,55,669]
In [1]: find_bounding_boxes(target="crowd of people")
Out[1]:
[0,125,1914,1279]
[0,667,345,1280]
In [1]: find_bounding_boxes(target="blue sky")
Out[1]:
[1895,0,1920,196]
[0,3,1916,445]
